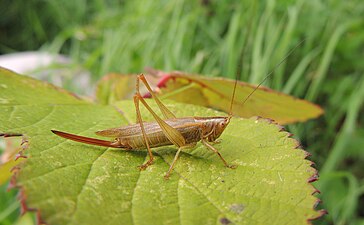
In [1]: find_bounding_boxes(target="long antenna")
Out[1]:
[228,24,252,118]
[241,39,306,106]
[228,60,241,118]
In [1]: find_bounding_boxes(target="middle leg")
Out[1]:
[164,143,197,179]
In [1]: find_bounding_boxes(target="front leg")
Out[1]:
[201,139,237,169]
[211,139,222,145]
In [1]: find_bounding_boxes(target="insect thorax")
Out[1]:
[195,116,230,142]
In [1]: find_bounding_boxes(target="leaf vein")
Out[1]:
[69,149,109,223]
[130,154,147,225]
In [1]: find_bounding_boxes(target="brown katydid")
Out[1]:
[52,41,304,179]
[52,74,237,179]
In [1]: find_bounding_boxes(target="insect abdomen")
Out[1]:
[122,126,202,149]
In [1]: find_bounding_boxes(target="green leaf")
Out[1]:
[0,67,323,224]
[95,73,324,125]
[0,155,25,185]
[95,73,138,105]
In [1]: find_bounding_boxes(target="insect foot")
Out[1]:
[138,159,154,171]
[227,164,238,169]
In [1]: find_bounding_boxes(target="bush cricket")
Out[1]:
[52,74,237,179]
[52,41,304,179]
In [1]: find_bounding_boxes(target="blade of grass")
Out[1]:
[306,23,349,101]
[321,75,364,174]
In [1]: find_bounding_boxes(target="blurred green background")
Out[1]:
[0,0,363,224]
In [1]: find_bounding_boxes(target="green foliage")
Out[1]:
[0,69,322,224]
[0,184,20,225]
[1,0,364,224]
